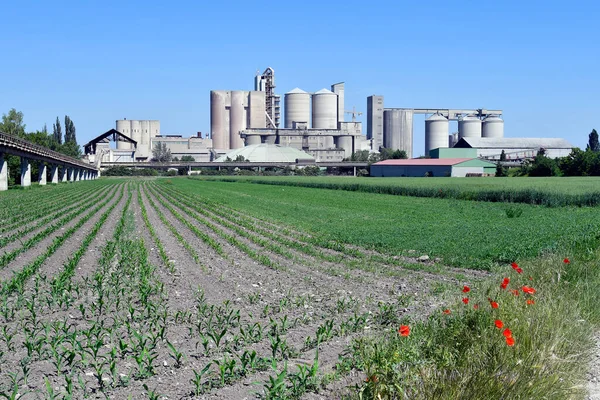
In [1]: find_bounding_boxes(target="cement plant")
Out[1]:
[78,67,574,178]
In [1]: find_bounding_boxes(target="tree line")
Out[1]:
[0,108,82,185]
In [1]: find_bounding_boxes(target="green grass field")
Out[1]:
[194,175,600,207]
[170,178,600,270]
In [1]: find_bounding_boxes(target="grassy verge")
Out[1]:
[191,176,600,207]
[340,250,599,399]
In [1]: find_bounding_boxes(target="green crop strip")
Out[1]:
[0,183,125,295]
[149,183,285,271]
[0,184,119,269]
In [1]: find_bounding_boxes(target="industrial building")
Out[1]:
[212,68,369,162]
[115,119,160,160]
[370,158,496,177]
[215,143,314,163]
[453,137,574,160]
[366,95,505,157]
[151,134,214,161]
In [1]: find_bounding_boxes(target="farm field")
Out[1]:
[0,178,598,399]
[195,175,600,207]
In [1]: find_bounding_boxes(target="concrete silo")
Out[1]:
[139,120,150,158]
[312,89,338,129]
[425,113,449,154]
[229,91,245,149]
[458,115,482,139]
[383,109,413,158]
[211,91,229,149]
[115,119,131,149]
[482,115,504,138]
[284,88,310,128]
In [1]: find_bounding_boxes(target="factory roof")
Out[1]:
[215,144,315,163]
[373,158,474,166]
[455,137,574,149]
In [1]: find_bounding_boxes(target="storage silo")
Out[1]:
[284,88,310,128]
[211,91,228,149]
[115,119,131,149]
[449,132,459,148]
[383,109,413,158]
[229,91,245,149]
[130,120,141,156]
[458,115,482,139]
[337,136,353,158]
[425,114,449,154]
[140,120,149,157]
[482,115,504,138]
[312,89,338,129]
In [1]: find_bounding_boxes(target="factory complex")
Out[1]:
[82,67,574,176]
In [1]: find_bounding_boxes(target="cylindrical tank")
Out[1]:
[383,109,413,157]
[338,136,353,159]
[246,135,261,145]
[211,91,228,149]
[115,120,130,149]
[458,115,482,139]
[139,120,149,157]
[312,89,337,129]
[284,88,310,128]
[425,113,449,154]
[229,90,245,149]
[130,120,141,155]
[322,136,334,149]
[482,115,504,138]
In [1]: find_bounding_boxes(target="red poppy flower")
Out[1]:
[526,299,535,305]
[398,325,410,337]
[503,328,513,338]
[473,304,479,310]
[462,297,469,305]
[563,258,570,264]
[494,319,504,329]
[516,267,523,274]
[511,289,520,296]
[490,301,499,309]
[522,286,536,295]
[443,309,451,315]
[511,262,518,270]
[500,277,510,289]
[462,286,470,293]
[506,336,515,346]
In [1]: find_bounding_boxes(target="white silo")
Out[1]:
[140,120,150,157]
[229,90,245,149]
[130,120,141,156]
[425,114,449,154]
[284,88,310,128]
[115,119,131,149]
[211,91,228,149]
[458,115,482,139]
[449,132,459,148]
[482,115,504,138]
[312,89,338,129]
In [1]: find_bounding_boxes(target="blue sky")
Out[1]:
[1,0,598,156]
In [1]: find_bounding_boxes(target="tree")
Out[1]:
[500,150,506,161]
[152,142,172,162]
[526,153,560,177]
[0,108,26,137]
[495,162,508,177]
[379,147,408,160]
[180,155,195,162]
[587,129,599,152]
[64,116,76,144]
[53,117,62,144]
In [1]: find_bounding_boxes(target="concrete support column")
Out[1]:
[61,167,68,182]
[68,168,74,182]
[50,165,59,184]
[39,163,47,185]
[20,157,31,188]
[75,169,80,182]
[0,153,8,191]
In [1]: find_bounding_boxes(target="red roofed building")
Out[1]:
[370,158,496,177]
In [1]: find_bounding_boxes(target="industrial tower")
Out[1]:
[255,67,281,128]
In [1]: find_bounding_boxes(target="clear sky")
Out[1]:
[1,0,598,156]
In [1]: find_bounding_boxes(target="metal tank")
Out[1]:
[458,115,482,139]
[210,91,228,149]
[383,109,413,157]
[425,113,449,154]
[312,89,338,129]
[284,88,310,128]
[482,115,504,138]
[115,120,131,149]
[229,91,245,149]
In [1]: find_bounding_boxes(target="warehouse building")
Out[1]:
[370,158,496,177]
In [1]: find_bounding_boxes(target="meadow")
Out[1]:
[0,177,597,399]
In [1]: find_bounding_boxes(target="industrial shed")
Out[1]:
[370,158,496,177]
[454,137,574,160]
[215,144,315,163]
